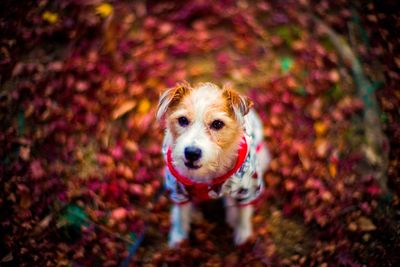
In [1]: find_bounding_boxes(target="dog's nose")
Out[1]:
[184,146,202,161]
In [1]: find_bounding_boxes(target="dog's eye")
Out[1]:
[178,116,189,127]
[210,120,224,130]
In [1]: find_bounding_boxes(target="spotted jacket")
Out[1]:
[162,110,270,206]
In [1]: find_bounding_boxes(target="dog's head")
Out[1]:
[157,82,253,181]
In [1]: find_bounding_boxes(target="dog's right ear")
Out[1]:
[156,82,191,121]
[222,85,253,120]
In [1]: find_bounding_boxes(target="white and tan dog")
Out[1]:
[157,82,270,247]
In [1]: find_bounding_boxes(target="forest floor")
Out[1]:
[1,1,400,266]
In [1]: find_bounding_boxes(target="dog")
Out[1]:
[157,82,270,247]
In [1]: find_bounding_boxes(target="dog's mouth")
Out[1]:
[184,161,201,170]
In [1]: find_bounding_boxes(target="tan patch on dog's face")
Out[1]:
[203,100,242,150]
[160,82,247,180]
[166,100,194,141]
[167,86,242,151]
[156,82,191,121]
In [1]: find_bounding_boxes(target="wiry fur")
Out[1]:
[157,82,265,247]
[159,83,247,182]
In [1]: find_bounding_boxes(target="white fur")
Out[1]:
[224,197,254,245]
[157,87,176,121]
[234,205,254,245]
[169,203,192,247]
[167,84,240,182]
[161,83,270,247]
[225,197,238,228]
[169,198,254,246]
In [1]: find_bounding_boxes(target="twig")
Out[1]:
[67,210,136,245]
[309,13,389,194]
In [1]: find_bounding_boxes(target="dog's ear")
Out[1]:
[156,82,191,121]
[222,85,253,119]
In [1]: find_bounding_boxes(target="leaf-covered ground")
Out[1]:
[1,1,400,266]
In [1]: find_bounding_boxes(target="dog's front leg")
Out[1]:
[169,202,192,247]
[225,197,238,229]
[234,205,253,245]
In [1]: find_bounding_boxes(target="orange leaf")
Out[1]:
[314,121,328,136]
[329,162,337,177]
[137,98,151,114]
[358,216,376,232]
[112,100,136,119]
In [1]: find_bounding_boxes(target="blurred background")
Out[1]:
[1,0,399,266]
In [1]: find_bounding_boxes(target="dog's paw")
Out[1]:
[168,228,187,248]
[234,224,252,245]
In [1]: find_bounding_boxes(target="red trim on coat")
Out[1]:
[256,142,265,153]
[166,136,248,187]
[171,199,191,205]
[237,189,265,207]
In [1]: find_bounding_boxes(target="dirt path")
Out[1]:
[1,1,399,266]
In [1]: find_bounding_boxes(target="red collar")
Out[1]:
[166,136,248,186]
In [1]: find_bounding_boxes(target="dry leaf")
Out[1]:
[358,216,376,232]
[112,100,136,119]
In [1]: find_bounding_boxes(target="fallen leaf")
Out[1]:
[96,3,113,18]
[358,216,376,232]
[111,207,127,221]
[1,252,13,262]
[314,121,328,136]
[19,146,30,161]
[280,57,294,73]
[137,98,151,114]
[329,163,337,177]
[42,11,58,24]
[112,100,136,119]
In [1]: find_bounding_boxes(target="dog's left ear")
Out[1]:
[156,82,191,121]
[222,85,253,119]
